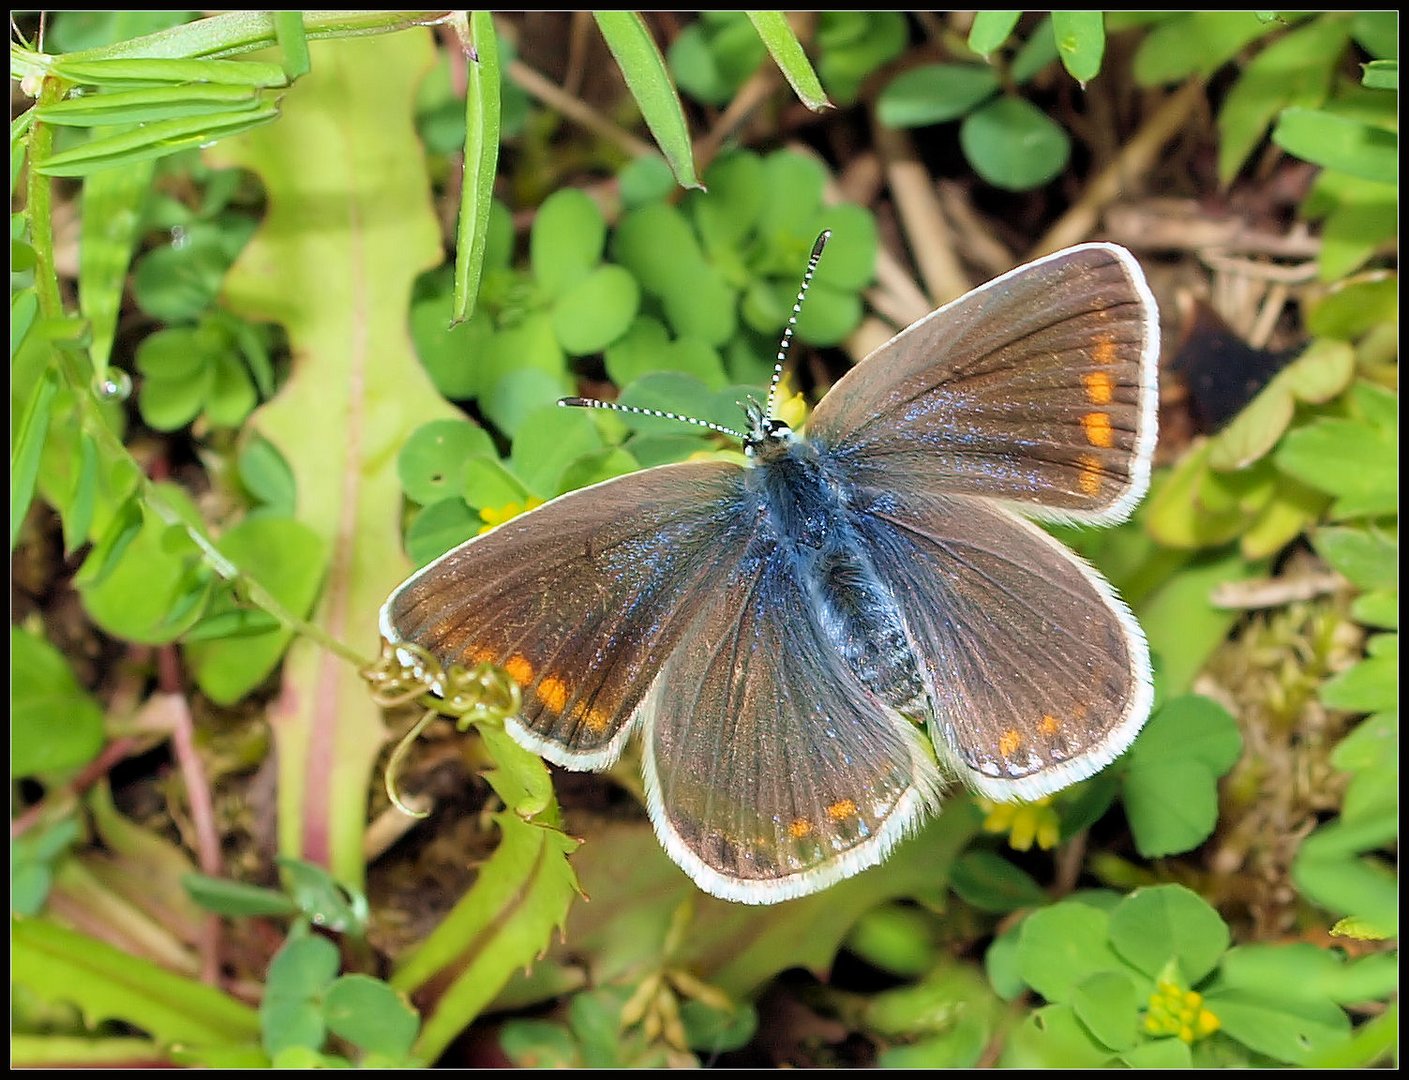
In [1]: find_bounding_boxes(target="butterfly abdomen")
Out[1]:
[750,441,927,718]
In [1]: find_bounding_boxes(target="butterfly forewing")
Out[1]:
[847,483,1152,800]
[642,546,941,903]
[808,244,1158,524]
[381,461,756,769]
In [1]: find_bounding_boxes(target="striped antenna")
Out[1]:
[764,229,830,420]
[557,396,746,440]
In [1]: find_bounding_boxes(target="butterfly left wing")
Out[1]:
[641,542,942,904]
[381,460,758,770]
[846,483,1153,802]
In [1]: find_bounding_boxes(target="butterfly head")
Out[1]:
[742,399,797,462]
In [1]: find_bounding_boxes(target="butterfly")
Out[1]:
[381,234,1159,905]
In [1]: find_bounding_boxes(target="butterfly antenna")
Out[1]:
[764,229,830,420]
[558,396,746,440]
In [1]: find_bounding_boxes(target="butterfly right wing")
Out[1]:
[381,460,759,770]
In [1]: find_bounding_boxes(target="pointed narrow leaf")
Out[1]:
[1051,11,1105,84]
[969,11,1021,56]
[51,56,289,89]
[273,10,312,80]
[593,12,701,189]
[36,104,282,176]
[746,12,830,111]
[453,10,503,324]
[11,367,58,550]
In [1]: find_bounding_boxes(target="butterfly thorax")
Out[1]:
[747,438,928,719]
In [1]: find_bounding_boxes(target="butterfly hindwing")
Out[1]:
[846,481,1153,800]
[381,461,756,769]
[808,243,1158,524]
[641,542,941,903]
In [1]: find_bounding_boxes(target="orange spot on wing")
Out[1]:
[789,818,813,838]
[1082,412,1115,448]
[1078,454,1103,497]
[504,654,534,685]
[998,729,1023,757]
[1093,337,1118,366]
[583,708,611,734]
[536,675,568,712]
[468,647,496,666]
[827,799,858,821]
[1039,714,1060,737]
[1082,371,1114,405]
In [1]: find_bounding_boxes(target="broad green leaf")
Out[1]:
[405,497,480,569]
[1123,758,1220,859]
[1362,59,1397,90]
[184,516,328,705]
[1293,813,1398,933]
[10,626,106,776]
[1071,970,1139,1051]
[1000,1003,1112,1068]
[1015,901,1135,1004]
[877,64,999,128]
[949,849,1048,913]
[1207,989,1352,1065]
[1132,11,1286,86]
[549,264,640,355]
[1129,695,1243,775]
[181,873,300,917]
[605,318,728,391]
[1217,943,1399,1006]
[263,932,340,1054]
[960,96,1070,190]
[509,404,605,499]
[1320,634,1397,713]
[530,187,606,297]
[397,419,497,506]
[453,9,501,324]
[1273,106,1398,185]
[746,11,830,111]
[323,975,419,1058]
[204,31,459,886]
[968,11,1021,57]
[1051,11,1105,84]
[1275,414,1397,519]
[594,12,701,189]
[1217,16,1352,183]
[844,903,941,978]
[1312,526,1397,591]
[11,915,259,1047]
[1107,884,1230,983]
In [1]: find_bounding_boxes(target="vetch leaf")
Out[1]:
[454,11,502,325]
[746,11,829,112]
[1273,106,1397,186]
[594,12,701,189]
[960,96,1070,190]
[1051,11,1105,85]
[11,366,58,550]
[968,11,1021,57]
[877,64,999,128]
[36,104,282,177]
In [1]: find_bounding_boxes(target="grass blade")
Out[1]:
[746,12,830,112]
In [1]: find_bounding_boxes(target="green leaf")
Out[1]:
[480,723,559,821]
[844,903,941,978]
[1312,526,1397,592]
[453,10,501,324]
[405,497,481,568]
[79,156,154,377]
[10,626,106,777]
[1132,11,1286,86]
[1305,277,1397,341]
[1217,943,1399,1006]
[462,453,532,510]
[594,12,701,189]
[11,366,58,551]
[37,83,266,126]
[968,11,1021,57]
[238,435,296,514]
[36,104,282,176]
[877,64,999,128]
[746,11,829,111]
[530,187,606,298]
[960,96,1070,190]
[51,56,288,90]
[1320,634,1397,713]
[181,873,300,918]
[1107,884,1230,984]
[12,915,260,1047]
[1000,1003,1113,1068]
[1071,970,1139,1051]
[1292,813,1398,934]
[1123,758,1219,860]
[185,517,327,705]
[278,857,368,936]
[1216,16,1351,183]
[1275,414,1397,519]
[323,975,419,1059]
[605,318,728,391]
[1207,989,1352,1065]
[509,404,605,500]
[950,849,1049,913]
[392,809,580,1063]
[397,419,498,506]
[1051,11,1105,84]
[1362,59,1397,90]
[263,932,340,1054]
[815,11,908,104]
[272,10,311,81]
[1129,694,1243,775]
[549,264,640,355]
[617,154,676,208]
[1015,901,1134,1004]
[1273,106,1397,185]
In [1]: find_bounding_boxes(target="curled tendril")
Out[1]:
[363,637,524,819]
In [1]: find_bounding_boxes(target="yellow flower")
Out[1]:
[977,795,1061,851]
[1143,979,1220,1043]
[477,497,544,535]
